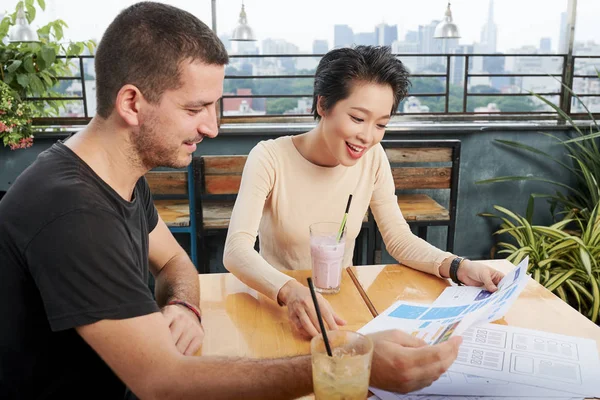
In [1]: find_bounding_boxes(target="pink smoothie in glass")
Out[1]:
[310,235,345,293]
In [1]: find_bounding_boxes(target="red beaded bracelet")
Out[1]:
[167,300,202,324]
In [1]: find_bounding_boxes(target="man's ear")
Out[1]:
[114,84,144,127]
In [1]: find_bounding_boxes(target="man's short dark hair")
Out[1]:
[311,45,410,119]
[94,1,229,118]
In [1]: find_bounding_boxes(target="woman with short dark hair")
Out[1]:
[224,45,504,338]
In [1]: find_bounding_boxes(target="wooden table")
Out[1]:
[198,268,373,358]
[348,260,600,352]
[197,261,600,399]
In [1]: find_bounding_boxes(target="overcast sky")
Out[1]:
[3,0,599,53]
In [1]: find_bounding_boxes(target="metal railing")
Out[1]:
[27,53,600,126]
[218,53,600,120]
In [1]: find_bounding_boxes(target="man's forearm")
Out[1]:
[154,355,313,400]
[154,253,200,308]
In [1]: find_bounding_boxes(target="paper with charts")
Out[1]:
[358,257,600,397]
[359,257,531,345]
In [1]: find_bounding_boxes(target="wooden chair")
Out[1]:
[146,163,198,267]
[193,155,246,273]
[370,139,461,263]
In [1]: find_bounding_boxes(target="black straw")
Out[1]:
[307,278,333,357]
[344,194,353,214]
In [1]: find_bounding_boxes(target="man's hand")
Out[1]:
[368,330,462,394]
[277,280,346,338]
[161,304,204,356]
[458,260,505,292]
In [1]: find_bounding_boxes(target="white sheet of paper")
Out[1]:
[447,323,600,396]
[371,388,582,400]
[410,371,578,397]
[359,309,584,397]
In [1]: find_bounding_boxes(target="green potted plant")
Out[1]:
[481,204,600,322]
[0,80,34,149]
[477,73,600,322]
[0,0,95,148]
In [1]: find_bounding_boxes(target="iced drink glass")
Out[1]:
[310,222,346,294]
[311,330,374,400]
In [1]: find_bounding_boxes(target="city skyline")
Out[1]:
[2,0,599,54]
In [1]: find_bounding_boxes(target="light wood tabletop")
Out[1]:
[348,260,600,352]
[196,261,600,399]
[198,268,373,359]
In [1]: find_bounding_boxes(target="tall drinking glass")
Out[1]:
[309,222,346,294]
[311,330,374,400]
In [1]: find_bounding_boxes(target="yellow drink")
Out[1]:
[311,331,373,400]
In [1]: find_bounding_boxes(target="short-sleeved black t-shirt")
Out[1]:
[0,142,160,399]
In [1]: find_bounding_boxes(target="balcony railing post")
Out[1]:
[559,0,577,117]
[79,57,89,118]
[462,55,469,113]
[445,55,451,113]
[211,0,217,34]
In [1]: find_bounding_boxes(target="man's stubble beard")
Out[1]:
[131,118,187,170]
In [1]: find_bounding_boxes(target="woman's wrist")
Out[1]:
[439,256,455,279]
[449,257,466,286]
[277,279,302,306]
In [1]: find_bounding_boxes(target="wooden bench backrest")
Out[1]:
[382,141,460,190]
[199,143,459,194]
[201,155,248,195]
[146,170,189,195]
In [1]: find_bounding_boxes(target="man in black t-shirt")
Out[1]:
[0,3,223,398]
[0,3,462,399]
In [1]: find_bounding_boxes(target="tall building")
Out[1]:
[451,45,474,86]
[418,21,443,69]
[312,39,329,55]
[232,40,259,56]
[230,39,259,72]
[334,25,354,48]
[484,54,509,89]
[480,0,497,53]
[573,41,600,74]
[483,55,505,74]
[539,37,552,53]
[405,30,419,44]
[354,32,376,46]
[506,45,563,93]
[261,39,299,72]
[296,54,319,72]
[571,42,600,112]
[558,11,568,54]
[392,41,419,73]
[418,21,458,70]
[375,23,398,46]
[261,38,299,54]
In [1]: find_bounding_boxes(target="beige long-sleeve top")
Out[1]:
[223,136,454,301]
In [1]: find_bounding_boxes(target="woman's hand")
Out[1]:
[277,280,346,338]
[457,260,505,292]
